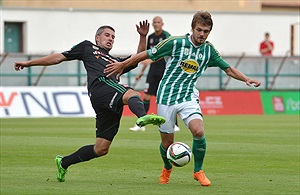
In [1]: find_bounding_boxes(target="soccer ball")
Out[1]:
[166,142,192,167]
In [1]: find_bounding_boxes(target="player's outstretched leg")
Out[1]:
[193,170,211,186]
[55,155,68,182]
[136,114,165,127]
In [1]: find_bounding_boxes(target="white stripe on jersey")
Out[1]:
[158,39,179,104]
[166,39,186,105]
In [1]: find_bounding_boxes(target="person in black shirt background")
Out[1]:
[129,16,180,132]
[14,20,165,182]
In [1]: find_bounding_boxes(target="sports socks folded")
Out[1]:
[192,135,206,172]
[160,143,173,170]
[61,145,99,169]
[128,96,147,118]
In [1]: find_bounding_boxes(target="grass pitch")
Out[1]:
[1,115,299,195]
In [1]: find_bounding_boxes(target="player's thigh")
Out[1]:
[90,80,125,113]
[157,104,178,134]
[177,100,203,129]
[95,107,122,142]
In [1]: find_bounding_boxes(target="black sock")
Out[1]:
[61,145,99,169]
[175,117,178,126]
[143,100,150,113]
[128,96,146,118]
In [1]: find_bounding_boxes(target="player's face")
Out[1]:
[152,17,163,32]
[191,22,211,46]
[96,28,115,51]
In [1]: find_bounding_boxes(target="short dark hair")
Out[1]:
[95,25,115,43]
[95,25,115,37]
[191,11,213,31]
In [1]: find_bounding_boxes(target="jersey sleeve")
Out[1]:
[61,40,87,60]
[146,36,174,61]
[207,43,230,70]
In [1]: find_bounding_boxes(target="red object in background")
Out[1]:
[199,91,263,115]
[122,91,263,116]
[272,96,285,112]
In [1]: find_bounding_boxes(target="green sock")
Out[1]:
[193,135,206,172]
[160,143,172,170]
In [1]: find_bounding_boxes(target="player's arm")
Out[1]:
[135,59,153,80]
[136,20,149,53]
[224,66,261,87]
[14,53,67,71]
[105,51,149,79]
[105,36,172,79]
[123,20,149,76]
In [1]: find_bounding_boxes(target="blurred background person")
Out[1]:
[259,32,274,56]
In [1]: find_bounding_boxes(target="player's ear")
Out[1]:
[95,35,100,45]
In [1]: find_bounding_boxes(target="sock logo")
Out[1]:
[196,148,206,152]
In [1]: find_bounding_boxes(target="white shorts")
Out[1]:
[157,100,203,134]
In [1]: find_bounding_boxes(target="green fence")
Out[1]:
[1,54,299,90]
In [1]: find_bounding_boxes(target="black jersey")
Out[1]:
[147,30,171,75]
[62,40,136,91]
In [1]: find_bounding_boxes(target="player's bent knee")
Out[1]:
[126,89,141,98]
[191,128,204,137]
[123,90,142,104]
[192,129,205,137]
[94,147,109,156]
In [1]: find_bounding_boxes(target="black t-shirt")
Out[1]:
[147,30,170,76]
[62,40,136,91]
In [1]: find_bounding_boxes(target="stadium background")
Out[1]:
[1,0,299,117]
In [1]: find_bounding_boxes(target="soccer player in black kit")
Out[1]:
[14,20,165,182]
[129,16,180,132]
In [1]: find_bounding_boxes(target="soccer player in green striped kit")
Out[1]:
[105,11,261,186]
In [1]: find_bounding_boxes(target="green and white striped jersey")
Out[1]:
[146,33,230,105]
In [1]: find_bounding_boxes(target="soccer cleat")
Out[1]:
[174,125,180,132]
[129,124,146,131]
[193,170,211,186]
[55,155,68,182]
[136,114,166,127]
[159,167,172,184]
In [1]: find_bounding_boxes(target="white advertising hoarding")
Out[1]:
[0,86,95,118]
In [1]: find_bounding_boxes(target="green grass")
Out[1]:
[1,115,299,195]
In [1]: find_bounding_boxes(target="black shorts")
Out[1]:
[89,77,129,141]
[145,72,163,96]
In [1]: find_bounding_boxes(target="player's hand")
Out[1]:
[136,20,149,37]
[14,61,30,71]
[104,62,124,79]
[246,78,261,87]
